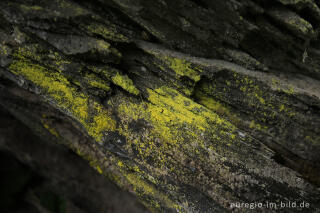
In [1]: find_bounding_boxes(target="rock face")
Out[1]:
[0,0,320,212]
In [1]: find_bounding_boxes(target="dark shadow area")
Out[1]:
[0,107,149,213]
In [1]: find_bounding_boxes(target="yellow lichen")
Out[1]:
[57,0,89,16]
[85,23,129,42]
[117,86,237,168]
[9,47,187,211]
[15,46,42,61]
[96,166,103,174]
[249,120,265,130]
[112,73,140,95]
[125,173,180,211]
[89,39,122,58]
[84,73,110,92]
[195,91,230,116]
[255,93,265,104]
[9,59,116,142]
[95,40,111,50]
[160,56,201,82]
[118,161,124,168]
[42,121,60,138]
[20,5,43,11]
[0,44,10,56]
[8,42,265,211]
[283,85,295,95]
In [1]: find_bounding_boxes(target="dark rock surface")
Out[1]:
[0,106,148,213]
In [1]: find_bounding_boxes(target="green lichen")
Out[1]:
[112,73,140,95]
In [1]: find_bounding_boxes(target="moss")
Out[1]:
[9,59,116,142]
[112,73,140,95]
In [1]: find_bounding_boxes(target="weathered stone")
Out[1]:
[0,0,320,212]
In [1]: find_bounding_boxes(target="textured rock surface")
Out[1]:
[0,0,320,212]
